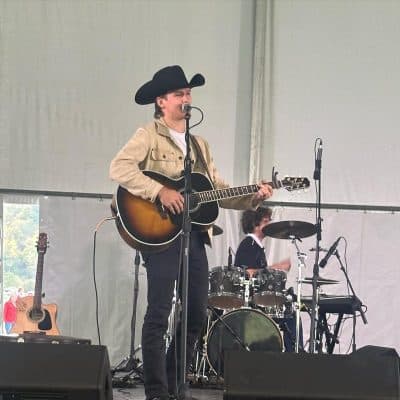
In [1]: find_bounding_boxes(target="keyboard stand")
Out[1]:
[316,311,345,354]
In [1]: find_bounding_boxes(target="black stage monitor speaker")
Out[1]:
[0,341,112,399]
[224,347,399,400]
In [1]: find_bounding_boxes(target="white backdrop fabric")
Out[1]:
[255,0,400,206]
[0,0,254,192]
[1,0,400,364]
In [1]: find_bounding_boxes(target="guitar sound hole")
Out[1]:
[28,308,53,330]
[29,308,45,322]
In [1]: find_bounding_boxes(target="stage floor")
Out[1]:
[113,385,223,400]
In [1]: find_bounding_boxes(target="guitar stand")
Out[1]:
[111,250,143,385]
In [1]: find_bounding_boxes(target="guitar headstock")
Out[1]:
[281,177,310,191]
[36,232,48,254]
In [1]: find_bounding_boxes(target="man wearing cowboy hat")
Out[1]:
[110,65,273,400]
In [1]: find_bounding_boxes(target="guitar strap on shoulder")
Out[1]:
[190,134,214,187]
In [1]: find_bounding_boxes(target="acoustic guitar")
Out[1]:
[11,232,60,335]
[112,170,309,252]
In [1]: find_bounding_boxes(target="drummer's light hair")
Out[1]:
[241,207,273,234]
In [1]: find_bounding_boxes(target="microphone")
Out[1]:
[313,140,323,180]
[228,247,233,267]
[182,103,192,114]
[319,237,341,268]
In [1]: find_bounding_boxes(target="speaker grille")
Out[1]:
[224,349,400,400]
[0,342,112,400]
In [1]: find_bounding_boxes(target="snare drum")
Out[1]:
[208,266,244,310]
[253,269,287,307]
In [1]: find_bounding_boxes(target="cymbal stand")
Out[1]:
[291,236,307,353]
[310,138,323,354]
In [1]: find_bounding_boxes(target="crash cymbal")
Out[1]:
[262,220,317,239]
[301,277,339,285]
[212,224,223,236]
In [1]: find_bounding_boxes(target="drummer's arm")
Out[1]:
[269,258,291,272]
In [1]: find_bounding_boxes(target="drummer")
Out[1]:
[234,207,290,273]
[235,206,303,352]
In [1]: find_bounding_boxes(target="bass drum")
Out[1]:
[206,308,282,376]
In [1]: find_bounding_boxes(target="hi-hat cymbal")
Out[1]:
[212,224,223,236]
[262,221,317,239]
[301,277,339,285]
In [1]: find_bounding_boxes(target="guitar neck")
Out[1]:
[33,252,44,310]
[194,182,270,204]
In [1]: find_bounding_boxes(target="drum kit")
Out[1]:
[191,220,340,382]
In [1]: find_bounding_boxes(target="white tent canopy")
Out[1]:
[1,0,399,364]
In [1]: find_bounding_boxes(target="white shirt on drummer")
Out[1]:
[169,129,187,155]
[247,233,264,249]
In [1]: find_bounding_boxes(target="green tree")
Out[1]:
[3,203,39,292]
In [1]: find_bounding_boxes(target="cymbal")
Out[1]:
[301,277,339,285]
[262,221,317,239]
[212,224,223,236]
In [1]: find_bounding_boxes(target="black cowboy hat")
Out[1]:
[134,65,205,105]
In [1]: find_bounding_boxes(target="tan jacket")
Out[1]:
[109,118,255,210]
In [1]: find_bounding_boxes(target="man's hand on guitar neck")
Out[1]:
[158,187,184,214]
[251,180,274,206]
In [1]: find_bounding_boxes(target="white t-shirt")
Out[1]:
[169,128,187,155]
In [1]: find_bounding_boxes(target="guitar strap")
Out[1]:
[190,135,214,187]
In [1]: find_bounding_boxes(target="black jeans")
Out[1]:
[276,315,304,352]
[141,231,209,399]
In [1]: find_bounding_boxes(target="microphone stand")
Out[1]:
[334,249,367,352]
[127,250,142,371]
[178,108,192,398]
[111,250,143,385]
[309,139,323,354]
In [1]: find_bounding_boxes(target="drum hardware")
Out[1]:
[192,305,252,383]
[289,237,307,353]
[263,220,318,354]
[301,277,340,285]
[242,268,256,308]
[192,307,214,383]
